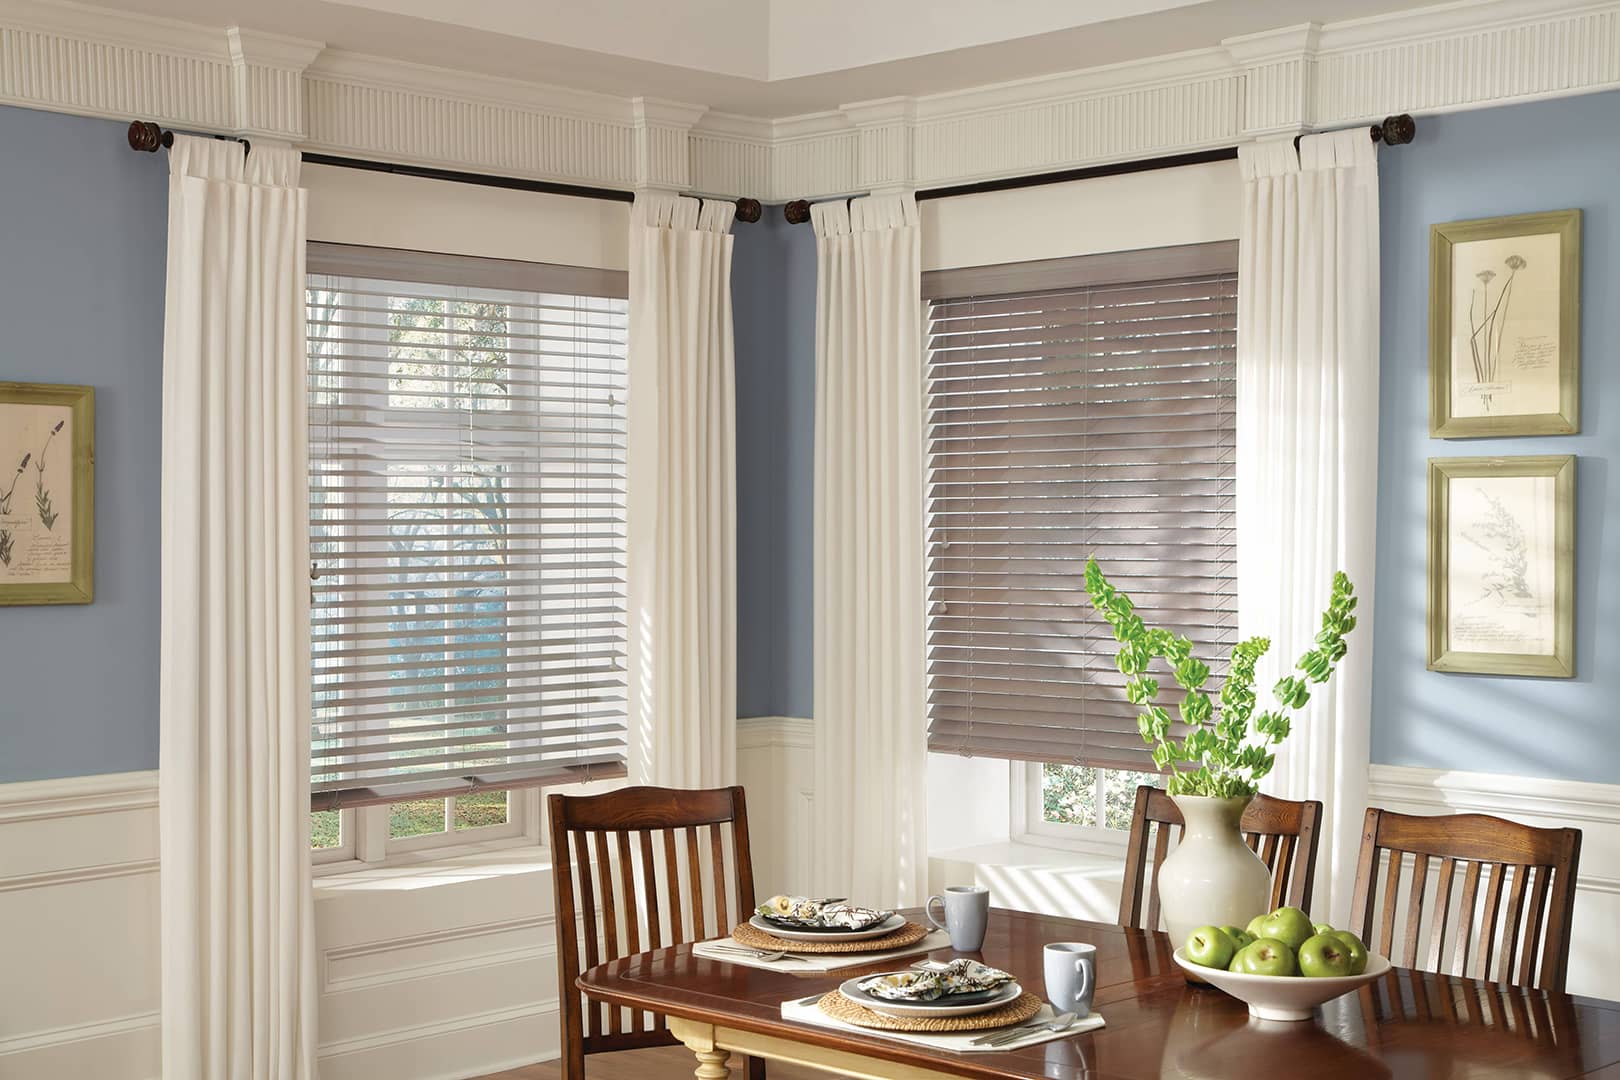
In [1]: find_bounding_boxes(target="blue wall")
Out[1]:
[732,211,816,718]
[0,106,167,782]
[1371,90,1620,784]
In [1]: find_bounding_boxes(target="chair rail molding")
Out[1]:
[4,0,1620,199]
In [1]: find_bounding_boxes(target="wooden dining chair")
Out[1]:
[1348,807,1582,992]
[1117,785,1324,930]
[549,785,765,1080]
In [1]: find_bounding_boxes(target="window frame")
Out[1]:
[305,245,629,870]
[1014,762,1154,856]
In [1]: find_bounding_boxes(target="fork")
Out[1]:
[971,1011,1078,1047]
[703,943,794,962]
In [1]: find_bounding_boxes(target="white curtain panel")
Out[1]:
[158,136,316,1079]
[1237,130,1380,926]
[626,193,738,788]
[809,194,929,908]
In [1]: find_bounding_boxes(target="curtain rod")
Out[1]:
[780,113,1416,223]
[125,121,764,223]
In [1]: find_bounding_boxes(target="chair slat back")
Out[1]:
[550,786,756,1078]
[1348,808,1581,992]
[1118,786,1324,930]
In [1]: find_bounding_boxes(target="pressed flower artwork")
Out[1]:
[1430,210,1580,437]
[0,383,93,605]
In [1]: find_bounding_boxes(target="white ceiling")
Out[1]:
[102,0,1444,117]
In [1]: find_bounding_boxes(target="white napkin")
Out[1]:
[690,930,950,972]
[779,997,1105,1052]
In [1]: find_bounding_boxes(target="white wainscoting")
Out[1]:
[0,735,821,1080]
[736,715,815,896]
[0,770,607,1080]
[0,771,161,1079]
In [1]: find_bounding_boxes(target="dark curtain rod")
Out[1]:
[780,113,1416,223]
[125,121,764,223]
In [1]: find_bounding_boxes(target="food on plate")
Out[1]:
[756,895,891,930]
[858,959,1013,1002]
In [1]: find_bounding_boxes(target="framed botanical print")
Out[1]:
[0,382,94,605]
[1428,455,1573,677]
[1429,209,1580,437]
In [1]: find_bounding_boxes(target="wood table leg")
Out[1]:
[669,1018,732,1080]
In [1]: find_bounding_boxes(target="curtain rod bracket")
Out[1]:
[735,197,762,223]
[784,200,811,225]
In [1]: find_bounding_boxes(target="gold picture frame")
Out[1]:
[0,382,94,605]
[1429,209,1580,437]
[1427,455,1573,677]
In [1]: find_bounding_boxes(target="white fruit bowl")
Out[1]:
[1172,947,1392,1021]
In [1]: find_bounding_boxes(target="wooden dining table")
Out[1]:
[578,907,1620,1080]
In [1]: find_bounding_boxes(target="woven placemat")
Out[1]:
[815,990,1043,1033]
[732,919,931,954]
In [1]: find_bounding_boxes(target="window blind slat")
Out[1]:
[308,251,629,804]
[924,256,1237,772]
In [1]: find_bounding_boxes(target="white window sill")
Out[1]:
[929,840,1126,925]
[314,844,553,898]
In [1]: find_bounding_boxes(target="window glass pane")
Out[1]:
[311,810,341,850]
[454,790,509,831]
[391,798,448,839]
[1103,771,1164,831]
[1041,764,1098,826]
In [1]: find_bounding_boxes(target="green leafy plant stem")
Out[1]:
[1083,557,1357,799]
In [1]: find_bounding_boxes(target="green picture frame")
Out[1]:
[0,382,95,605]
[1427,455,1574,678]
[1429,209,1580,437]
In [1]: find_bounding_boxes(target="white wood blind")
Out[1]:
[924,247,1238,772]
[306,245,629,808]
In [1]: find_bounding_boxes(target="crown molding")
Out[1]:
[3,0,1620,201]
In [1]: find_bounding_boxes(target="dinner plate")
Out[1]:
[748,912,906,942]
[838,975,1022,1018]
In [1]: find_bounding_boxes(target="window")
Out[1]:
[305,245,629,864]
[921,242,1238,835]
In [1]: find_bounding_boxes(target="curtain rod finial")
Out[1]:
[735,197,762,223]
[127,120,172,152]
[1372,114,1416,146]
[784,199,811,225]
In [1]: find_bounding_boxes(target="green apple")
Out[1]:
[1184,925,1238,970]
[1297,933,1354,977]
[1230,938,1298,977]
[1245,914,1270,938]
[1329,930,1369,975]
[1221,925,1256,948]
[1313,922,1335,935]
[1256,906,1316,951]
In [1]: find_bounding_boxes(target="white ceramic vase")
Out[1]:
[1156,794,1272,949]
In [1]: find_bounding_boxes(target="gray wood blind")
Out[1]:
[306,243,628,809]
[923,244,1238,772]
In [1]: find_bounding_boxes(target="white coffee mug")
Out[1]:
[1044,942,1096,1018]
[925,885,989,952]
